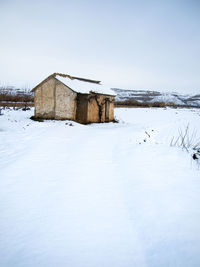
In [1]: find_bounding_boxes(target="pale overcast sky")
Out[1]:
[0,0,200,93]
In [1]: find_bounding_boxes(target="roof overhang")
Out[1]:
[31,72,116,96]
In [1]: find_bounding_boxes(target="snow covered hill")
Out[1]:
[0,107,200,267]
[112,88,200,107]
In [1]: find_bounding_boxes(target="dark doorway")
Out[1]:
[105,100,110,122]
[76,94,88,124]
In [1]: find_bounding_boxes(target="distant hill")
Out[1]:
[112,88,200,107]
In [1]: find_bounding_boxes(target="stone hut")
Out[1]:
[31,73,115,124]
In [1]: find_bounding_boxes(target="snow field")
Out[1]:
[0,107,200,267]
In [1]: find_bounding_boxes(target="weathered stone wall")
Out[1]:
[87,94,115,123]
[55,81,77,120]
[87,96,100,123]
[107,100,115,121]
[34,78,77,120]
[34,78,55,119]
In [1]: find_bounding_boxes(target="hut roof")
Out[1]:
[32,73,115,96]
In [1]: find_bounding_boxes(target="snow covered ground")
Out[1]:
[0,107,200,267]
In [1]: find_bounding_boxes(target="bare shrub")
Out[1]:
[170,124,200,162]
[115,100,166,108]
